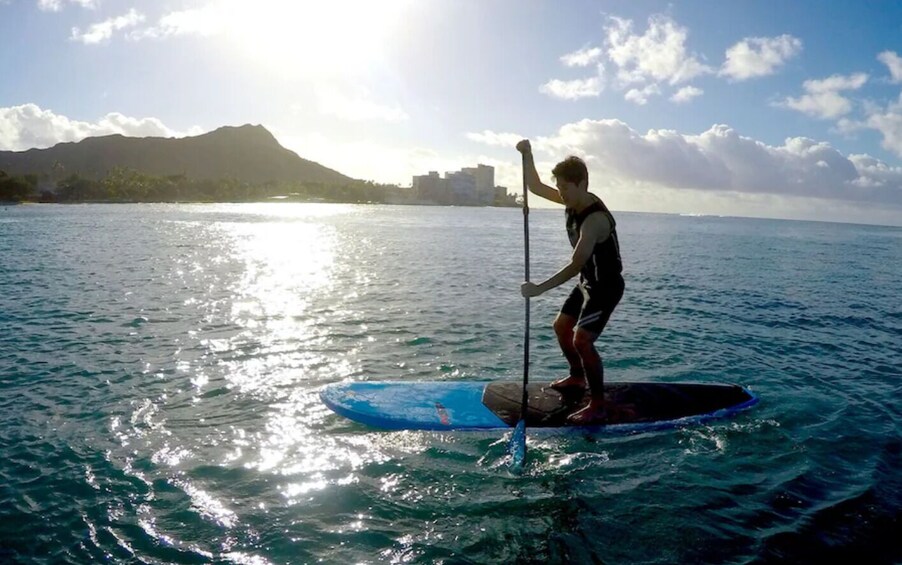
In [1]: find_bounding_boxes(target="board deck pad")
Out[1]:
[320,380,758,431]
[482,382,755,427]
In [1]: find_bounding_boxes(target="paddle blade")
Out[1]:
[508,419,527,472]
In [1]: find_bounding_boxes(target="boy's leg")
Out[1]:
[566,329,609,424]
[573,328,603,393]
[566,277,624,424]
[550,286,587,390]
[550,313,585,389]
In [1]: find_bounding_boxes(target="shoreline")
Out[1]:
[2,198,521,208]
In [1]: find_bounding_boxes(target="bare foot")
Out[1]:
[548,375,587,392]
[567,397,608,425]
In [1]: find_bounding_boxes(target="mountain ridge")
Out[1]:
[0,124,355,185]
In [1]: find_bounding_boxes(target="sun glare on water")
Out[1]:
[218,0,413,75]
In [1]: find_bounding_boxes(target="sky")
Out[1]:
[1,0,902,225]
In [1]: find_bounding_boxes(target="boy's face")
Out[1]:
[555,178,585,207]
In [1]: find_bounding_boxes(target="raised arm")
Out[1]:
[516,140,564,205]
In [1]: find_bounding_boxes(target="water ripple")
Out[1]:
[1,205,899,563]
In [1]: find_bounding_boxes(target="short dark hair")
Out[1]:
[552,156,588,187]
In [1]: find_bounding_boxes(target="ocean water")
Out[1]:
[0,203,900,564]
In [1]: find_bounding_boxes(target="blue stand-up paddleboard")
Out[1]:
[320,381,758,433]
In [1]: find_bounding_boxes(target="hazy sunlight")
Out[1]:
[224,0,412,75]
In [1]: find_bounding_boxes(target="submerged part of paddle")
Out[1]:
[508,419,526,471]
[509,152,530,473]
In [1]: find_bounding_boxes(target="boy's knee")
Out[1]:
[572,329,597,352]
[553,315,574,337]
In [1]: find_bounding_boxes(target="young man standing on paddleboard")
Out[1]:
[516,139,624,424]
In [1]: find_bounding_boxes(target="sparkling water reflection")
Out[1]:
[0,203,899,564]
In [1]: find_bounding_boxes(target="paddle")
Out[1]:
[508,153,530,472]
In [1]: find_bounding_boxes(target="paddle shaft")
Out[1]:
[521,157,530,419]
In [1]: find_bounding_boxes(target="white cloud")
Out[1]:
[828,94,902,159]
[539,77,603,100]
[605,15,713,87]
[720,34,802,80]
[0,103,199,151]
[864,95,902,157]
[541,14,712,105]
[131,3,226,39]
[670,86,703,103]
[314,87,408,122]
[38,0,97,11]
[283,119,901,221]
[878,50,902,83]
[780,73,869,119]
[849,153,902,188]
[465,130,523,148]
[526,118,901,205]
[71,9,145,44]
[624,84,661,105]
[784,90,854,119]
[803,73,869,93]
[561,46,603,68]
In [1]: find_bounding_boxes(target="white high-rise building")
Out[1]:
[462,164,494,205]
[445,171,477,204]
[412,171,445,203]
[412,163,504,205]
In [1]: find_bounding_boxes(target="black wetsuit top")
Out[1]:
[565,196,622,286]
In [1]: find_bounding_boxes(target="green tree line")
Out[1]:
[0,171,40,201]
[0,167,406,204]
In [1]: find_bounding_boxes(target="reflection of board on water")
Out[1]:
[320,380,758,432]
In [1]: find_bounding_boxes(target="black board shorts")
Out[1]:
[560,275,624,335]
